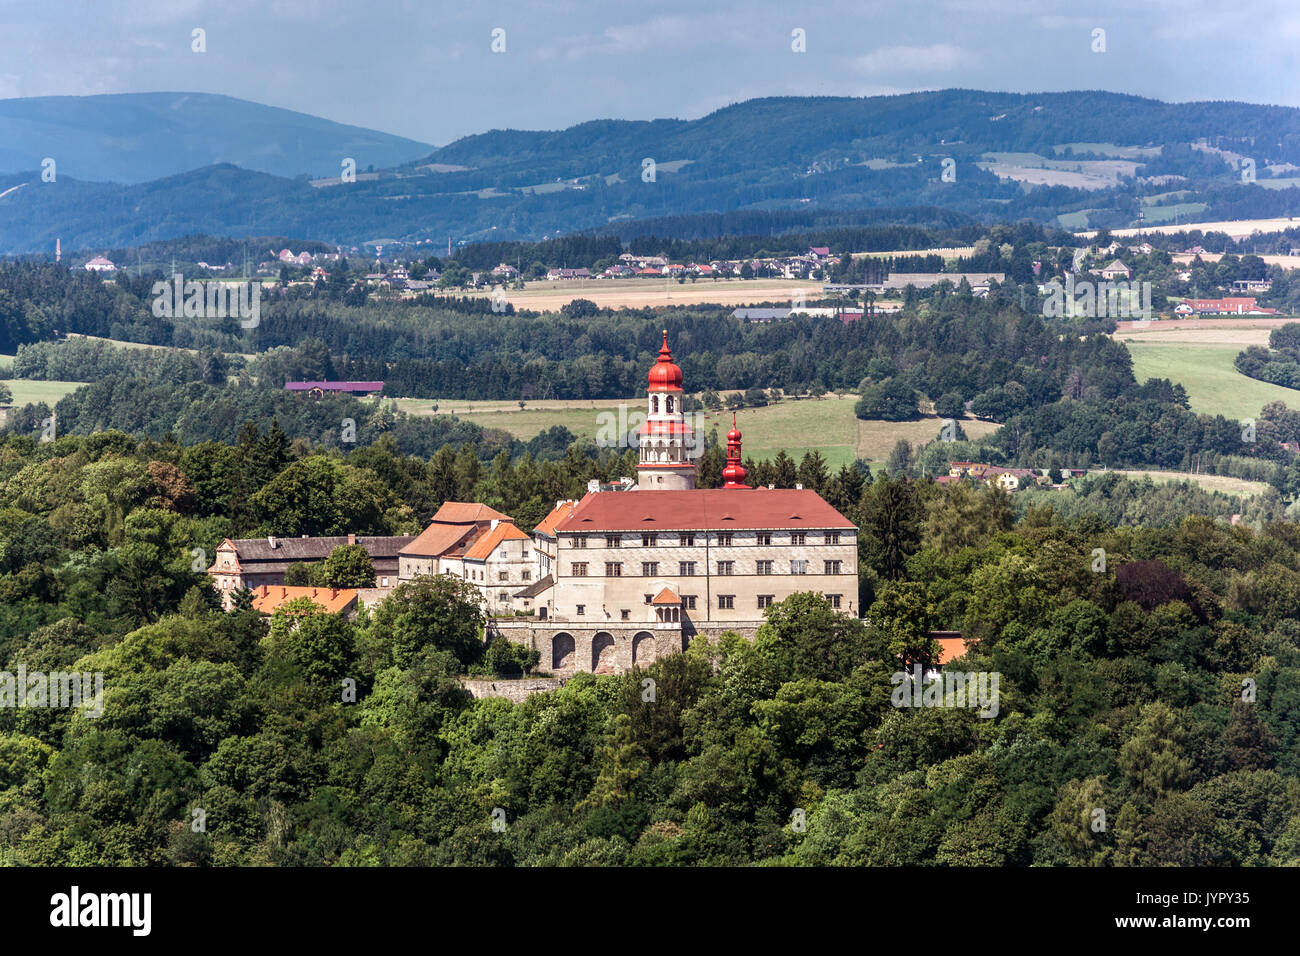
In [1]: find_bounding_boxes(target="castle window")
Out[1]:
[679,534,695,547]
[605,562,622,577]
[756,560,773,575]
[642,534,657,546]
[642,561,658,576]
[621,609,630,621]
[572,562,588,576]
[644,594,653,604]
[666,396,674,413]
[757,533,772,546]
[651,395,659,413]
[826,594,842,609]
[576,604,585,615]
[716,561,734,576]
[718,594,734,610]
[522,570,531,581]
[679,561,696,576]
[757,595,774,609]
[791,533,806,546]
[572,535,588,549]
[717,533,733,547]
[606,535,621,548]
[824,560,842,575]
[825,532,841,545]
[682,595,697,610]
[792,560,808,574]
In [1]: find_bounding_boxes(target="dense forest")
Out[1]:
[0,429,1297,865]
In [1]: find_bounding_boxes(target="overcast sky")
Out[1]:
[2,0,1297,146]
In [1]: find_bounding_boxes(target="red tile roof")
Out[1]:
[534,500,579,538]
[555,488,855,533]
[651,587,681,605]
[463,522,530,561]
[429,502,513,524]
[401,522,476,558]
[251,585,358,615]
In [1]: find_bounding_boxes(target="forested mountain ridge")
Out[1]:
[3,90,1299,253]
[0,92,433,183]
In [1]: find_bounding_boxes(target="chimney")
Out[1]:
[348,533,356,545]
[795,482,803,490]
[331,588,338,599]
[268,535,278,549]
[281,588,286,598]
[490,519,499,531]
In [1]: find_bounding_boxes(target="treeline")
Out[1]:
[10,337,232,385]
[0,376,556,462]
[2,430,1299,864]
[1236,323,1300,390]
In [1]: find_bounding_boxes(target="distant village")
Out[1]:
[75,233,1299,321]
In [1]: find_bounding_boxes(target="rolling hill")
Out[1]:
[2,89,1299,254]
[0,92,433,183]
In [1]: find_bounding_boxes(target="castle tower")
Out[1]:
[636,330,696,490]
[721,413,749,489]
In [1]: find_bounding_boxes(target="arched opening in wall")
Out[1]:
[651,395,659,414]
[666,396,674,413]
[592,632,616,674]
[552,632,575,671]
[633,631,657,666]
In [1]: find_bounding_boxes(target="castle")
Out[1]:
[484,332,859,674]
[211,333,860,675]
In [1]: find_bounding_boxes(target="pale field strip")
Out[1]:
[1170,252,1300,268]
[460,277,826,311]
[1111,319,1293,347]
[1105,469,1272,497]
[1077,218,1300,239]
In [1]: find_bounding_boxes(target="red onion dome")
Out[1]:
[648,329,683,390]
[721,460,748,486]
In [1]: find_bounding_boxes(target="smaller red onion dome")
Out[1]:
[648,329,683,390]
[722,412,748,489]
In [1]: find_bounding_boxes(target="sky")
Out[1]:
[1,0,1297,146]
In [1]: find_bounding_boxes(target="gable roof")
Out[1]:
[429,501,513,524]
[556,488,855,533]
[534,500,579,538]
[251,585,358,615]
[216,535,413,564]
[463,522,530,561]
[400,521,477,559]
[651,586,681,605]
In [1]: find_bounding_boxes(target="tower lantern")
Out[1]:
[636,330,697,490]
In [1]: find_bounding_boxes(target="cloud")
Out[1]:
[853,43,973,75]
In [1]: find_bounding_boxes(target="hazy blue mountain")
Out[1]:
[0,92,433,183]
[2,90,1299,254]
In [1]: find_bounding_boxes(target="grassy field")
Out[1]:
[398,394,1001,468]
[1,379,85,407]
[1108,469,1272,497]
[1124,340,1300,418]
